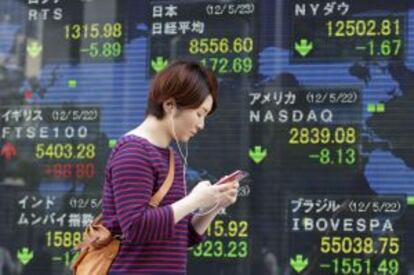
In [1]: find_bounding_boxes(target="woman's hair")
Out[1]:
[146,60,218,119]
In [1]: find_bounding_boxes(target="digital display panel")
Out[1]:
[0,0,414,274]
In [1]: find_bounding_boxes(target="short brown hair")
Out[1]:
[146,60,218,119]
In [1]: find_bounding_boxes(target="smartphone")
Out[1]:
[215,170,249,185]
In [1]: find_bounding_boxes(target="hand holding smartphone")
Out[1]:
[215,170,249,185]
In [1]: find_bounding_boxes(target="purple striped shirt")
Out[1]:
[102,135,203,274]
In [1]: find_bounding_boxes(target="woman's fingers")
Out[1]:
[213,183,231,192]
[213,181,239,192]
[211,180,240,208]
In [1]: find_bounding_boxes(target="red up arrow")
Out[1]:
[1,142,17,160]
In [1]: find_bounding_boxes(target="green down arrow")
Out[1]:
[295,39,313,57]
[151,57,168,72]
[26,41,42,58]
[290,254,308,273]
[17,247,34,265]
[249,146,267,164]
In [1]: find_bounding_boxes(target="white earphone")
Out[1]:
[170,112,188,196]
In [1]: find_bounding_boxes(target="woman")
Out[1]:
[102,61,239,274]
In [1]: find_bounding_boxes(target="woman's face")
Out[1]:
[171,95,213,142]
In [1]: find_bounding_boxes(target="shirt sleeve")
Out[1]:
[111,142,175,243]
[187,213,205,247]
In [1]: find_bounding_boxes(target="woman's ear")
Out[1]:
[162,98,176,115]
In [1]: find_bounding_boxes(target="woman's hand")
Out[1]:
[216,181,239,209]
[188,180,219,209]
[189,180,239,210]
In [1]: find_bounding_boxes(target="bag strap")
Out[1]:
[148,147,175,207]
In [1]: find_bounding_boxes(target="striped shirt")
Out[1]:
[102,135,203,274]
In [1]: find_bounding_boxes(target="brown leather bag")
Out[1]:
[71,148,175,275]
